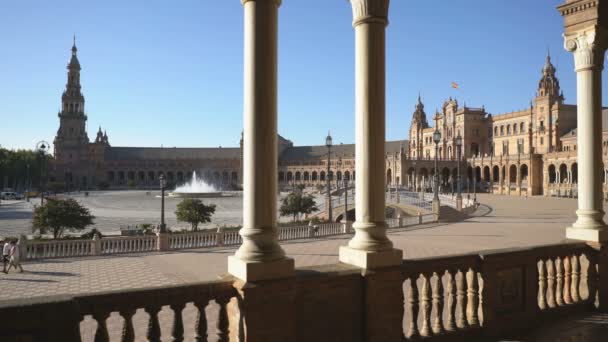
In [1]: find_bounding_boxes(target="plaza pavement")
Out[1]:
[3,193,607,341]
[0,190,326,237]
[0,193,588,301]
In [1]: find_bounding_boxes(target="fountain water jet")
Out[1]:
[169,171,224,198]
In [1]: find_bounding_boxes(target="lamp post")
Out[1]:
[36,141,50,206]
[432,129,442,218]
[343,178,349,222]
[455,135,463,210]
[325,132,333,222]
[433,129,441,201]
[413,160,417,192]
[26,164,30,202]
[159,174,167,233]
[337,157,342,203]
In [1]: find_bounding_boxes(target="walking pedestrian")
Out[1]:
[2,239,10,273]
[7,239,23,273]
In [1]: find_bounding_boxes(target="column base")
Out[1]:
[228,256,294,282]
[566,226,608,243]
[339,246,402,269]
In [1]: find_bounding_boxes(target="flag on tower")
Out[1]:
[451,82,459,89]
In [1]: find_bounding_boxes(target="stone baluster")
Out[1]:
[93,311,110,342]
[216,297,230,342]
[538,260,548,310]
[456,270,468,328]
[571,254,581,302]
[445,269,457,331]
[432,272,445,334]
[170,303,185,342]
[466,268,479,327]
[563,256,573,304]
[547,259,556,308]
[555,257,565,306]
[420,273,433,337]
[119,309,136,342]
[145,306,162,342]
[587,254,598,307]
[194,300,209,342]
[407,276,420,339]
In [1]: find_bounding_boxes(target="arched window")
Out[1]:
[500,126,504,135]
[494,127,498,136]
[520,122,525,132]
[312,171,318,181]
[507,125,511,134]
[513,123,517,134]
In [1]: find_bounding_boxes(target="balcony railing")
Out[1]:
[1,241,600,341]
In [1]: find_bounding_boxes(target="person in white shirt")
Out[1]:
[7,240,23,273]
[2,240,11,273]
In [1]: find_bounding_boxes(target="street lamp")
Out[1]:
[343,178,349,222]
[159,174,167,233]
[36,141,50,206]
[413,160,417,192]
[433,129,441,201]
[325,131,333,222]
[26,164,30,202]
[455,135,463,207]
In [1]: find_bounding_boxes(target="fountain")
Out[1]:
[169,171,225,198]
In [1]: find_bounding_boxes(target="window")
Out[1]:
[500,126,504,135]
[507,125,511,134]
[520,122,525,132]
[540,137,544,145]
[540,120,544,127]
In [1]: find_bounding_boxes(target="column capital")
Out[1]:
[563,28,607,71]
[349,0,389,27]
[241,0,281,6]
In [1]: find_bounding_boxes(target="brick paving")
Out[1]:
[1,193,603,341]
[0,193,588,301]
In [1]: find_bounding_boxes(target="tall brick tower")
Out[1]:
[53,37,90,188]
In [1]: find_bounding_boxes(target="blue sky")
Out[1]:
[1,0,605,151]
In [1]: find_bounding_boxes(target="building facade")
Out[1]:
[50,42,405,190]
[405,54,608,197]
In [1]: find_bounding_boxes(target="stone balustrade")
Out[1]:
[0,279,236,341]
[2,241,603,341]
[18,218,434,261]
[100,236,157,255]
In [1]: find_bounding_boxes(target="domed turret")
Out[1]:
[537,51,561,98]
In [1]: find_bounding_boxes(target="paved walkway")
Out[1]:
[0,193,586,301]
[3,193,607,341]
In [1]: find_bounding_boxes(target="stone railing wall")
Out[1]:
[2,241,602,341]
[20,217,435,261]
[0,279,237,341]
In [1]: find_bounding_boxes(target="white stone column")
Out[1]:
[339,0,402,269]
[564,30,608,242]
[229,0,294,281]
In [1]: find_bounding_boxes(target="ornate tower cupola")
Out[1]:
[537,52,561,99]
[411,94,429,129]
[409,94,429,158]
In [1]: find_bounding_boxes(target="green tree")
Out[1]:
[280,192,319,222]
[175,199,216,231]
[32,198,95,239]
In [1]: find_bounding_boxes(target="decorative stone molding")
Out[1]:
[563,29,606,71]
[349,0,389,27]
[557,0,598,17]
